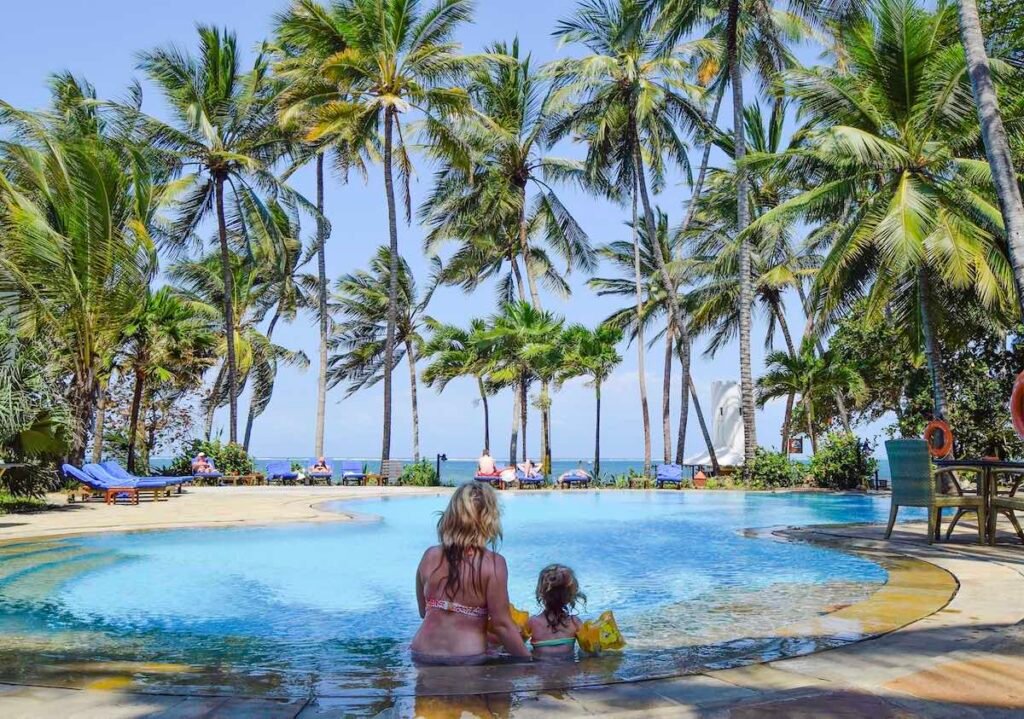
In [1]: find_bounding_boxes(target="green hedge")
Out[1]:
[744,448,803,489]
[165,439,255,476]
[810,432,877,490]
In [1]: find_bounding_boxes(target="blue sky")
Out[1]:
[1,1,891,460]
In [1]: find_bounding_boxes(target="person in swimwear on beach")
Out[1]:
[477,449,497,475]
[411,482,531,665]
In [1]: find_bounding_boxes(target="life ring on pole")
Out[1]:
[1011,371,1024,440]
[923,419,953,459]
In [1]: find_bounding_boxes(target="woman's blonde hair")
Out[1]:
[536,564,586,631]
[435,482,503,598]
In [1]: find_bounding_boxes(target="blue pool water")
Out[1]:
[0,491,911,698]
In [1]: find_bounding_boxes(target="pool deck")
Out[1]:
[1,487,1024,717]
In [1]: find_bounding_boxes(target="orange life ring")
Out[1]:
[923,419,953,458]
[1011,371,1024,440]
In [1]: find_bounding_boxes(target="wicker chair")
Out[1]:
[884,439,987,544]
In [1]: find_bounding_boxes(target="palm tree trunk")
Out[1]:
[406,338,420,462]
[675,339,691,464]
[678,76,728,236]
[689,374,720,474]
[541,382,551,476]
[478,376,490,452]
[518,189,542,309]
[243,311,280,452]
[520,378,529,462]
[805,394,818,454]
[782,394,794,456]
[959,0,1024,314]
[631,180,652,477]
[509,252,527,303]
[594,380,602,479]
[797,282,852,431]
[70,368,97,465]
[727,0,758,467]
[91,376,108,463]
[770,297,797,453]
[380,107,400,465]
[126,368,146,474]
[918,268,948,419]
[214,175,238,444]
[662,327,673,463]
[314,153,329,457]
[509,388,519,466]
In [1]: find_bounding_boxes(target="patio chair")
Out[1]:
[307,458,333,485]
[655,463,684,489]
[101,461,189,493]
[62,464,139,505]
[265,460,300,485]
[339,460,367,486]
[884,439,987,544]
[83,464,171,501]
[989,470,1024,544]
[367,460,404,486]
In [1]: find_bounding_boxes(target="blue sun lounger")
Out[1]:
[559,470,592,489]
[265,460,300,484]
[307,458,333,485]
[192,458,222,481]
[62,464,140,505]
[339,460,366,486]
[83,463,172,501]
[101,461,189,493]
[656,463,685,489]
[516,469,544,489]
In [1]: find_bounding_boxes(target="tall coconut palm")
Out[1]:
[757,340,866,453]
[138,26,306,444]
[421,38,595,308]
[302,0,476,467]
[561,324,623,478]
[0,85,164,462]
[421,318,494,451]
[170,250,309,441]
[479,301,564,463]
[746,0,1017,423]
[549,0,706,474]
[957,0,1024,313]
[328,247,440,462]
[118,288,215,472]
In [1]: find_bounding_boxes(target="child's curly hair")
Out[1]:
[536,564,586,631]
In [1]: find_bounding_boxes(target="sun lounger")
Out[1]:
[516,470,544,489]
[559,470,592,489]
[265,460,301,484]
[192,458,222,482]
[474,471,502,486]
[367,460,403,486]
[339,460,366,486]
[62,464,139,505]
[307,458,333,485]
[101,461,189,493]
[655,464,684,489]
[83,464,171,501]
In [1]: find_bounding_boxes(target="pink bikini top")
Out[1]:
[426,598,488,618]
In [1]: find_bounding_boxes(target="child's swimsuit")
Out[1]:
[531,637,577,648]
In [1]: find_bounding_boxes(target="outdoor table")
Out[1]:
[934,458,1024,544]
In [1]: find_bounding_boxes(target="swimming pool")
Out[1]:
[0,491,916,699]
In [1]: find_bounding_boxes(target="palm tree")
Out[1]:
[170,250,309,441]
[273,0,376,457]
[328,247,439,462]
[303,0,476,467]
[138,26,305,444]
[757,340,866,453]
[561,324,623,478]
[118,288,215,472]
[747,0,1017,424]
[957,0,1024,314]
[479,301,564,464]
[549,0,705,474]
[421,38,595,308]
[0,83,163,462]
[421,318,495,452]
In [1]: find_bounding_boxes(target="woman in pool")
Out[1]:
[411,482,531,665]
[528,564,586,658]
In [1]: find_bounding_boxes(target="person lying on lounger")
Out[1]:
[558,462,592,483]
[191,452,214,474]
[311,456,331,473]
[477,450,497,475]
[517,459,542,478]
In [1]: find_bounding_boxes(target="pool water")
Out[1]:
[0,491,913,699]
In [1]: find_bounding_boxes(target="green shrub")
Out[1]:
[0,492,49,514]
[399,460,439,487]
[810,432,877,490]
[744,448,802,489]
[165,439,255,476]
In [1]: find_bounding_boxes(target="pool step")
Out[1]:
[0,550,121,605]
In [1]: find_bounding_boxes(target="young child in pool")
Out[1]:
[528,564,586,657]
